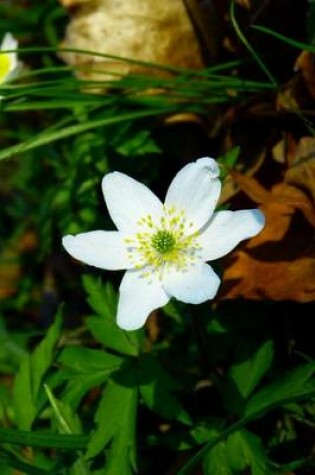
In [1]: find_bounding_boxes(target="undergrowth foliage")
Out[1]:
[0,1,315,474]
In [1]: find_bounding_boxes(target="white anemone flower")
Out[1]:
[0,32,20,86]
[62,157,265,331]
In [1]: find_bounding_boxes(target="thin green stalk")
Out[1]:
[230,1,278,87]
[0,427,88,449]
[252,25,315,53]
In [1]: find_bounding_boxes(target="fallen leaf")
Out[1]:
[59,0,205,81]
[285,136,315,203]
[221,198,315,302]
[221,141,315,302]
[231,170,315,227]
[271,133,297,165]
[294,50,315,100]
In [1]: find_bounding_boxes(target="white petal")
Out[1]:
[62,231,132,270]
[102,172,163,233]
[117,270,170,330]
[1,33,18,51]
[198,209,265,261]
[163,262,220,304]
[165,157,221,232]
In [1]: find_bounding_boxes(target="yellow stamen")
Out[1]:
[0,53,11,82]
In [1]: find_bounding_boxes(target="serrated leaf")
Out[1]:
[115,129,161,156]
[190,418,224,445]
[103,431,137,475]
[86,317,140,357]
[82,275,117,318]
[139,354,192,425]
[13,311,62,430]
[227,429,272,475]
[86,368,137,471]
[203,441,233,475]
[45,384,82,435]
[59,347,123,372]
[44,385,89,475]
[83,275,140,356]
[245,362,315,419]
[229,340,274,399]
[226,430,249,472]
[57,347,123,408]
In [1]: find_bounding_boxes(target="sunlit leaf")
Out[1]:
[45,385,89,475]
[86,370,137,474]
[57,347,123,408]
[13,311,62,430]
[83,275,141,356]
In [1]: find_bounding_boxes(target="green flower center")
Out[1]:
[151,230,176,254]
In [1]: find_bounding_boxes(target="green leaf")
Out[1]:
[245,362,315,418]
[178,363,315,475]
[226,430,248,472]
[57,347,123,408]
[0,108,168,162]
[83,275,141,356]
[102,430,137,475]
[0,426,88,450]
[115,129,161,156]
[229,340,274,400]
[252,24,315,53]
[218,146,240,178]
[0,315,28,374]
[139,354,192,425]
[227,429,273,475]
[44,385,89,475]
[86,374,137,474]
[0,449,52,475]
[203,428,273,475]
[13,311,63,430]
[203,441,233,475]
[45,384,83,435]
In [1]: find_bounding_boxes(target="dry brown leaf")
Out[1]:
[271,133,297,165]
[59,0,204,81]
[286,137,315,203]
[231,170,315,227]
[221,197,315,302]
[294,50,315,100]
[163,113,205,127]
[221,146,315,302]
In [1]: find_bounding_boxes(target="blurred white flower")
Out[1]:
[63,157,265,330]
[0,32,20,86]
